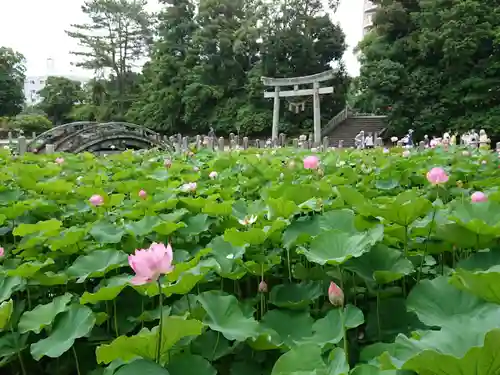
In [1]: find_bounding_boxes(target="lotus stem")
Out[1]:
[72,346,81,375]
[156,278,164,364]
[340,306,349,365]
[113,299,119,337]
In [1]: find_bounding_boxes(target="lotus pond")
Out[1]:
[0,146,500,375]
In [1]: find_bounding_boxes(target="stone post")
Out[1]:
[182,136,188,151]
[18,136,27,155]
[496,141,500,151]
[272,86,280,141]
[292,138,298,148]
[32,132,36,140]
[322,136,329,150]
[218,137,225,151]
[338,140,344,148]
[8,132,12,146]
[243,137,249,150]
[256,139,261,148]
[195,135,202,149]
[279,133,286,147]
[313,81,321,145]
[46,144,55,154]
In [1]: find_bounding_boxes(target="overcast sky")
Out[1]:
[0,0,363,78]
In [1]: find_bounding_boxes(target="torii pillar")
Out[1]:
[262,70,336,146]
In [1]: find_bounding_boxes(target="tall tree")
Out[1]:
[0,47,26,117]
[66,0,153,116]
[127,0,198,132]
[356,0,500,138]
[38,76,83,124]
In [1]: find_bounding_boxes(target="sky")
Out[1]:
[0,0,364,78]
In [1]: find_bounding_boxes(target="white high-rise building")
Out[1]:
[362,0,378,35]
[23,58,89,105]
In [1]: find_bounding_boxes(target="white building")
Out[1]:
[23,58,89,105]
[362,0,378,35]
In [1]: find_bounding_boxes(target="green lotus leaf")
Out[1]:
[6,258,54,278]
[0,300,13,331]
[90,220,125,244]
[407,276,500,327]
[191,330,233,361]
[207,235,246,275]
[450,266,500,304]
[268,281,323,309]
[224,227,267,246]
[80,275,131,304]
[167,353,216,375]
[96,317,203,365]
[125,216,162,237]
[48,227,88,251]
[67,249,129,282]
[271,344,346,375]
[30,304,96,360]
[449,201,500,236]
[178,214,210,236]
[300,225,384,265]
[266,197,300,220]
[377,191,432,226]
[115,359,170,375]
[197,291,259,341]
[344,244,413,284]
[350,365,411,375]
[19,293,72,334]
[0,275,25,302]
[310,305,364,346]
[260,310,313,348]
[13,219,62,237]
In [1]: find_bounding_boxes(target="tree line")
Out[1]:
[0,0,348,137]
[351,0,500,139]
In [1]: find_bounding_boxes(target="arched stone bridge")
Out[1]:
[27,121,173,154]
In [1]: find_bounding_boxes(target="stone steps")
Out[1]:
[325,116,387,148]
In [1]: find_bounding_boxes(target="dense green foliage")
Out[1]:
[0,47,26,117]
[1,146,500,374]
[353,0,500,138]
[38,77,83,125]
[0,114,52,134]
[128,0,348,135]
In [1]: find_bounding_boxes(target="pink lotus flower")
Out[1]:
[0,247,4,257]
[426,167,449,185]
[138,190,147,199]
[164,159,172,168]
[471,191,487,203]
[55,157,64,164]
[128,242,174,285]
[258,280,268,293]
[209,171,218,179]
[303,155,319,169]
[89,194,104,206]
[328,281,344,307]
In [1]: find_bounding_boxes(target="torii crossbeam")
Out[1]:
[261,70,336,145]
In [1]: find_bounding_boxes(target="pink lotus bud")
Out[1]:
[138,190,147,199]
[426,167,449,185]
[258,280,268,293]
[209,171,218,179]
[471,191,487,203]
[55,157,64,164]
[164,159,172,168]
[328,281,344,307]
[303,155,319,169]
[129,242,174,285]
[0,247,4,257]
[402,150,410,157]
[89,194,104,206]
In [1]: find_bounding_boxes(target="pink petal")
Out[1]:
[130,275,152,285]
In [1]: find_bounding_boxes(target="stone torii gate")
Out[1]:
[261,70,335,145]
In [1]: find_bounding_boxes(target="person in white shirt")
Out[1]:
[365,133,374,149]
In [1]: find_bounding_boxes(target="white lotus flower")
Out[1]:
[209,171,218,179]
[180,182,197,192]
[238,215,257,226]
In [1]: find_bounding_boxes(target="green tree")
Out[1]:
[356,0,500,138]
[66,0,153,117]
[127,0,198,133]
[0,47,26,117]
[9,114,52,134]
[38,76,83,124]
